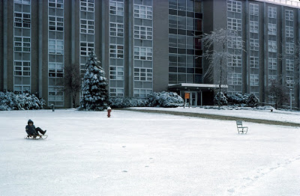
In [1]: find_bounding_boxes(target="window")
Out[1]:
[250,56,259,68]
[134,68,152,81]
[268,23,276,35]
[250,39,259,51]
[134,88,152,98]
[286,26,294,38]
[228,36,242,49]
[227,0,242,13]
[110,66,124,80]
[268,7,277,19]
[268,58,277,70]
[80,19,94,34]
[227,18,242,31]
[286,42,294,55]
[228,73,242,85]
[110,1,124,16]
[228,55,242,67]
[250,74,259,86]
[15,0,30,5]
[110,88,124,97]
[80,42,94,56]
[286,59,294,71]
[49,16,64,31]
[268,40,277,53]
[250,21,258,33]
[80,0,94,12]
[249,3,259,16]
[14,36,31,52]
[110,44,124,58]
[134,47,152,61]
[110,22,124,37]
[49,0,64,9]
[285,10,294,21]
[48,62,64,78]
[14,61,30,76]
[134,4,152,19]
[49,39,64,54]
[134,25,152,40]
[14,12,31,28]
[48,87,64,106]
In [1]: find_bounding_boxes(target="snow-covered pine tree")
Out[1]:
[80,50,109,111]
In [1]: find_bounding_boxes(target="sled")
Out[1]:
[25,134,48,140]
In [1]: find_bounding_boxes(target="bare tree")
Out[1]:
[267,79,289,109]
[200,28,243,108]
[64,64,82,108]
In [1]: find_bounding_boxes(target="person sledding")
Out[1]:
[25,119,47,139]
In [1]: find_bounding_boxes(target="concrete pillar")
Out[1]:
[3,0,7,90]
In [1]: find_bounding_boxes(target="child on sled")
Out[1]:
[25,119,47,138]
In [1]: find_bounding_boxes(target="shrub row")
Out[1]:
[0,91,45,111]
[214,92,260,107]
[109,91,184,108]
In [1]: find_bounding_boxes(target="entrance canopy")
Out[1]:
[168,83,228,91]
[168,83,228,106]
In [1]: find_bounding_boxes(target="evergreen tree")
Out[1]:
[80,50,109,111]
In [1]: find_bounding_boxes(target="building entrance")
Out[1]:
[181,91,198,107]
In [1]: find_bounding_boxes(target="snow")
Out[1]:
[0,108,300,196]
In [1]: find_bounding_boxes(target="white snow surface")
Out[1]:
[0,108,300,196]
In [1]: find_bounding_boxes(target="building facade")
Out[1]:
[1,0,300,108]
[202,0,300,108]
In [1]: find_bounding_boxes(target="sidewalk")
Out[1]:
[124,107,300,127]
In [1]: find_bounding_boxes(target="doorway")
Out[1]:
[181,91,198,107]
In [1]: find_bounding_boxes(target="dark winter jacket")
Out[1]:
[26,125,37,135]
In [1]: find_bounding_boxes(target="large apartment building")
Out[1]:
[203,0,300,108]
[1,0,300,108]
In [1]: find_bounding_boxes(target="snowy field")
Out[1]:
[0,109,300,196]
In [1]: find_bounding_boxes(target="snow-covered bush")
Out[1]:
[246,93,260,107]
[226,93,248,105]
[109,97,148,108]
[147,91,184,107]
[0,91,45,111]
[214,92,228,105]
[109,91,184,108]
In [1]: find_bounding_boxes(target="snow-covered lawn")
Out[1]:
[0,109,300,196]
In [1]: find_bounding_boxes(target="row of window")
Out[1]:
[14,1,31,93]
[48,0,64,107]
[134,25,152,40]
[134,47,152,61]
[134,68,152,81]
[169,16,196,30]
[110,1,124,16]
[80,1,94,12]
[169,0,195,12]
[228,56,242,67]
[227,73,242,85]
[134,5,152,19]
[250,74,259,86]
[80,0,95,74]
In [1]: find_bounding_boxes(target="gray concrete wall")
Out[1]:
[64,0,71,108]
[31,0,39,94]
[7,0,13,91]
[41,0,48,102]
[153,0,169,92]
[0,0,3,90]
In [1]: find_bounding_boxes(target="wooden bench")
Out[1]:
[236,120,248,134]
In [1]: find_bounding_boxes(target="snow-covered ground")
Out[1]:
[128,106,300,124]
[0,108,300,196]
